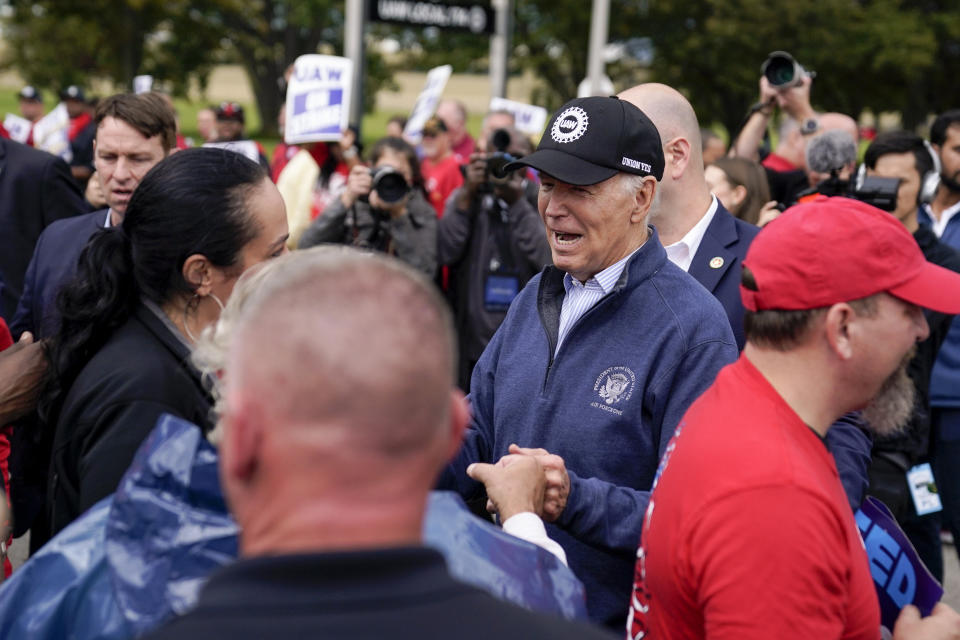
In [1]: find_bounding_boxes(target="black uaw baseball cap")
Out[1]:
[504,96,664,186]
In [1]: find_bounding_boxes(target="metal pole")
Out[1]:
[344,0,366,133]
[586,0,610,96]
[489,0,513,100]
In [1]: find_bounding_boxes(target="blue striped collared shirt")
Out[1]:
[555,247,642,355]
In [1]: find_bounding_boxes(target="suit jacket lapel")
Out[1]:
[0,139,8,180]
[689,203,738,294]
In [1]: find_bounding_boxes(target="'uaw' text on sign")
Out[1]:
[284,55,354,145]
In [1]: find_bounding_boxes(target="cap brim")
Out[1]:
[889,261,960,314]
[504,148,617,186]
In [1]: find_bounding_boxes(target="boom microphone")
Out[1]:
[806,129,857,176]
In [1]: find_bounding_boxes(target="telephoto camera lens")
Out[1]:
[370,166,410,204]
[761,51,811,89]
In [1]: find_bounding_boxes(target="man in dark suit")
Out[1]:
[10,92,177,340]
[0,138,89,321]
[620,83,873,510]
[619,83,758,350]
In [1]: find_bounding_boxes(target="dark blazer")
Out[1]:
[688,201,760,351]
[47,303,213,537]
[10,209,108,340]
[0,138,90,319]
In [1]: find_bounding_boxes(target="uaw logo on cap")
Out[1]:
[551,106,589,144]
[590,366,636,416]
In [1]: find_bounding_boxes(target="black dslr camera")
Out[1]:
[460,128,524,189]
[367,165,410,204]
[486,128,522,182]
[794,175,901,212]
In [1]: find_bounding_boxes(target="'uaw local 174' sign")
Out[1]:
[368,0,494,35]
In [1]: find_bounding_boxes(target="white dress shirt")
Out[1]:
[502,512,568,565]
[663,195,719,272]
[926,199,960,239]
[555,245,642,355]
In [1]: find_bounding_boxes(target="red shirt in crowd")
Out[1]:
[68,112,92,142]
[761,152,797,172]
[270,142,301,182]
[0,319,13,579]
[421,154,463,218]
[451,133,476,164]
[629,356,879,640]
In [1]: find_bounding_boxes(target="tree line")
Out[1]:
[4,0,958,136]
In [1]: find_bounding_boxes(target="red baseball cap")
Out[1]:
[741,197,960,313]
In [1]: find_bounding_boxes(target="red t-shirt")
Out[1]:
[629,356,879,640]
[270,142,300,182]
[452,134,476,164]
[761,152,798,172]
[421,154,463,218]
[0,319,13,579]
[68,112,93,142]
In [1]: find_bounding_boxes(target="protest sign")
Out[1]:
[855,497,943,632]
[403,64,453,143]
[133,75,154,94]
[32,103,72,162]
[203,141,261,163]
[368,0,494,35]
[4,114,32,144]
[284,55,353,145]
[488,97,549,136]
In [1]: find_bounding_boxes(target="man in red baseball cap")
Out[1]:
[629,196,960,639]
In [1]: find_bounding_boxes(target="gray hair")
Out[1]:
[201,246,458,453]
[620,173,662,221]
[191,255,292,444]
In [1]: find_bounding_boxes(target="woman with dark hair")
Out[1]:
[704,157,774,226]
[298,136,437,278]
[42,147,288,538]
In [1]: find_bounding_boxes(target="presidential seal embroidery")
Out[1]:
[591,366,636,416]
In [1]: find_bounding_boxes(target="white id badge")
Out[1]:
[907,463,943,516]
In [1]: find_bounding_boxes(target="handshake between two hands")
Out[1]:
[466,444,570,524]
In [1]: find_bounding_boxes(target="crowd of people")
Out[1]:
[2,57,960,640]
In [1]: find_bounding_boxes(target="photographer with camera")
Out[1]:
[859,130,960,582]
[299,137,437,278]
[792,129,902,214]
[438,126,550,390]
[731,52,860,206]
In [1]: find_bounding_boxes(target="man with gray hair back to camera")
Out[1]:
[144,247,611,640]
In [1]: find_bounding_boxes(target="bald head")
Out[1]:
[618,83,713,242]
[819,112,859,142]
[437,99,468,142]
[619,83,702,155]
[216,248,468,554]
[227,248,457,456]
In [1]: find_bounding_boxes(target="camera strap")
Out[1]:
[488,197,518,272]
[484,197,521,312]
